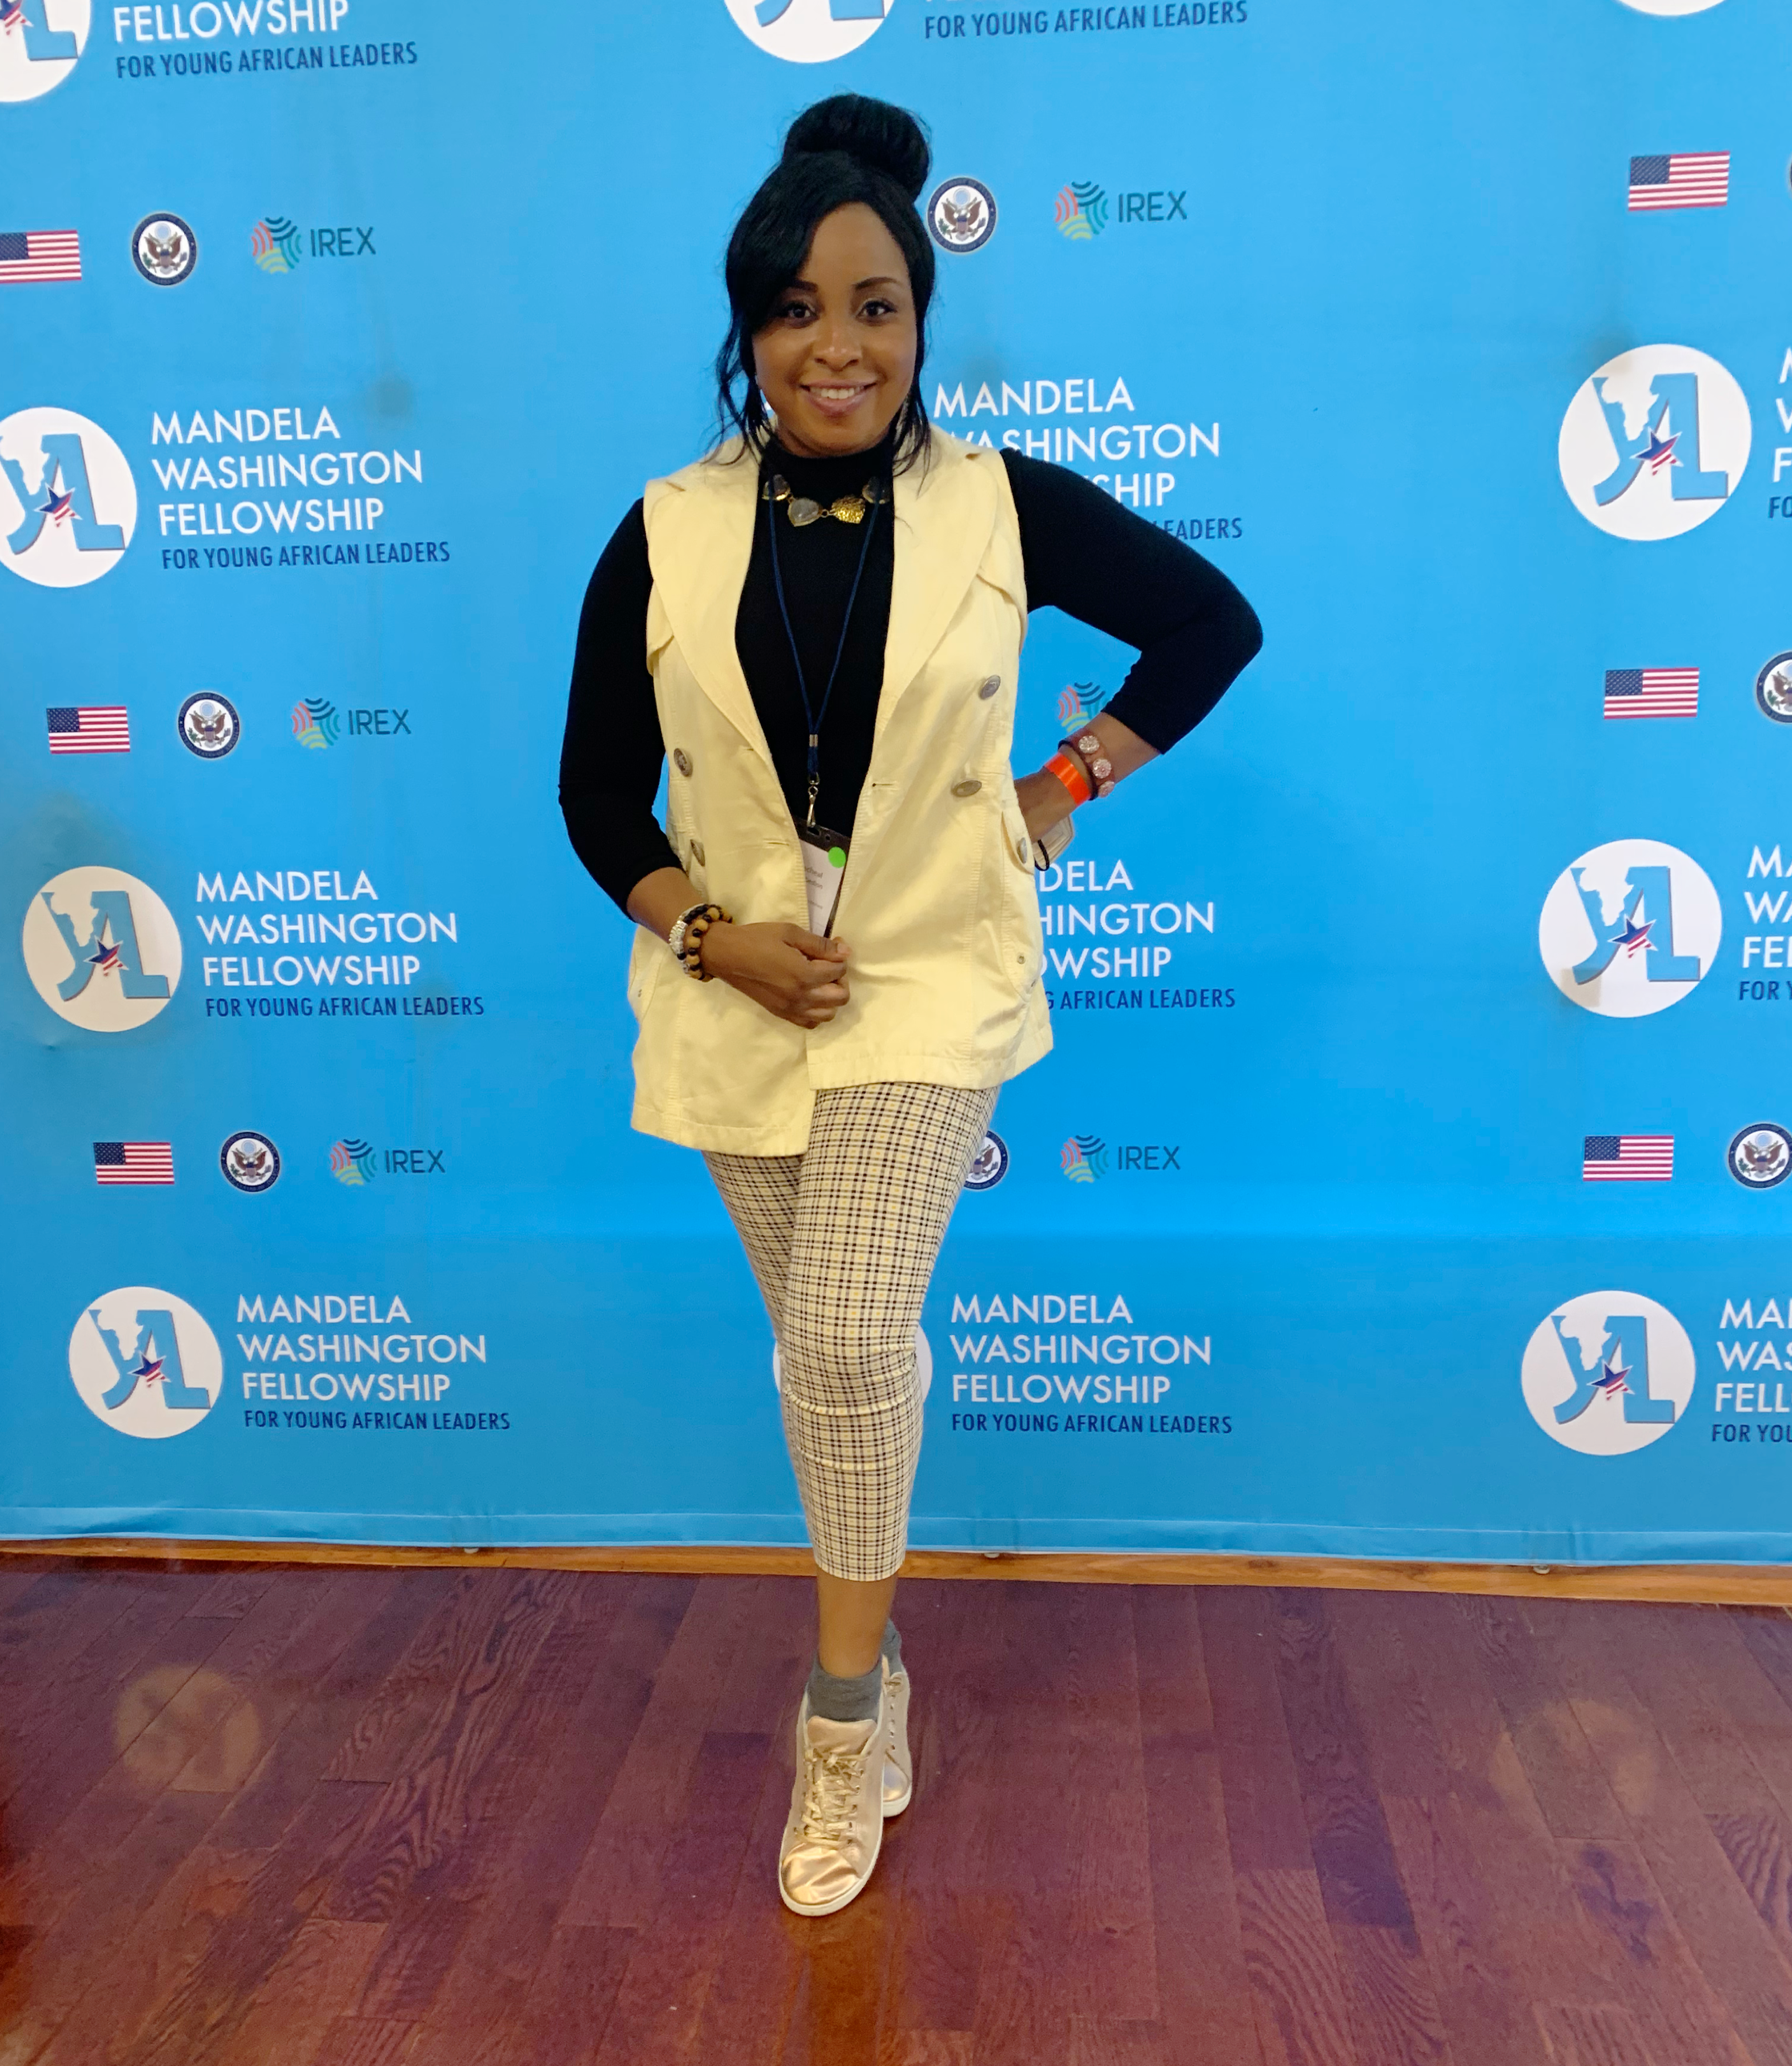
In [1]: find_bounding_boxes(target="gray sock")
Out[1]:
[880,1621,904,1676]
[806,1656,882,1723]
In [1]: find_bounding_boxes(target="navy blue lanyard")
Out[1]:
[764,475,883,829]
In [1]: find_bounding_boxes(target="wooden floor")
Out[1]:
[5,1564,1792,2065]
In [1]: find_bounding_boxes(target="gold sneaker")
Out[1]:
[882,1653,912,1816]
[778,1691,886,1917]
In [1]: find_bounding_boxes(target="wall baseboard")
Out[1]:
[2,1536,1791,1607]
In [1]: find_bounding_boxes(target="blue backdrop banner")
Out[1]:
[6,0,1790,1562]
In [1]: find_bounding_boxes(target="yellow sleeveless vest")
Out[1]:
[627,430,1052,1153]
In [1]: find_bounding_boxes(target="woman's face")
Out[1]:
[751,203,917,459]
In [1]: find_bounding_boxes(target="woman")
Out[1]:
[561,94,1260,1917]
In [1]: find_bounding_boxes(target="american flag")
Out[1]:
[1603,668,1698,720]
[93,1141,174,1186]
[46,705,130,754]
[1582,1135,1674,1182]
[1628,154,1729,211]
[0,231,82,283]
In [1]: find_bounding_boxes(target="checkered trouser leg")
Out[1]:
[705,1081,997,1583]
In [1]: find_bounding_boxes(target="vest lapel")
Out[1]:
[645,450,773,772]
[875,438,997,744]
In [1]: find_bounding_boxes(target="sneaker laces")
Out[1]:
[799,1740,871,1843]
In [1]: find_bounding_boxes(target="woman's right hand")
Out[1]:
[701,922,851,1028]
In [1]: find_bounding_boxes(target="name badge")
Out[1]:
[798,824,850,937]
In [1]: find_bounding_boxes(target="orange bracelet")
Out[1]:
[1044,750,1092,809]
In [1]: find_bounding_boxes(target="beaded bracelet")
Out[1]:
[678,901,732,979]
[1061,730,1116,799]
[1044,750,1092,810]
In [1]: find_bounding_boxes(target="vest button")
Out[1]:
[1011,830,1032,869]
[673,749,692,776]
[977,675,1000,700]
[952,779,982,798]
[691,840,705,867]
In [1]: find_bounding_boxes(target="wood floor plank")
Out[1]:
[880,1583,984,2047]
[180,1566,281,1621]
[1457,1598,1628,1843]
[299,2015,418,2065]
[0,1577,335,1917]
[559,1574,758,1929]
[214,1916,387,2066]
[1067,2016,1170,2066]
[488,1923,638,2066]
[0,1573,209,1881]
[1197,1589,1357,2065]
[1056,1583,1158,2024]
[1131,1585,1263,2066]
[317,1568,577,1927]
[89,1781,385,2066]
[345,1567,627,2024]
[1557,1837,1754,2066]
[1233,1867,1360,2066]
[591,1727,776,2064]
[0,1568,161,1695]
[410,1575,696,2066]
[1527,1599,1790,2066]
[0,1787,228,2062]
[1533,2002,1664,2066]
[209,1567,455,1856]
[322,1569,535,1784]
[1268,1591,1453,2066]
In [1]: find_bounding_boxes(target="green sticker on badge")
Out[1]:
[828,846,846,869]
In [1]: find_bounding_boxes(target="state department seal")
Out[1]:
[1728,1123,1792,1189]
[220,1130,281,1193]
[964,1129,1010,1192]
[1756,651,1792,724]
[927,178,997,255]
[132,213,198,287]
[178,692,241,760]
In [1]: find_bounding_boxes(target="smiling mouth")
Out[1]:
[804,383,875,404]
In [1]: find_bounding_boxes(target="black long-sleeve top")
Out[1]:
[560,435,1261,913]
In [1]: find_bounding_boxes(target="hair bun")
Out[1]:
[782,94,931,204]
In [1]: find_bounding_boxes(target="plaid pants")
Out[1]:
[705,1081,997,1583]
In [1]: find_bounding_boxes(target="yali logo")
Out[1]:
[928,178,996,254]
[22,866,182,1030]
[69,1287,221,1439]
[1558,345,1749,540]
[1537,839,1720,1017]
[0,407,136,588]
[1521,1290,1694,1454]
[0,0,87,102]
[724,0,889,63]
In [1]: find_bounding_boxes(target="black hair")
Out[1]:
[715,94,935,469]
